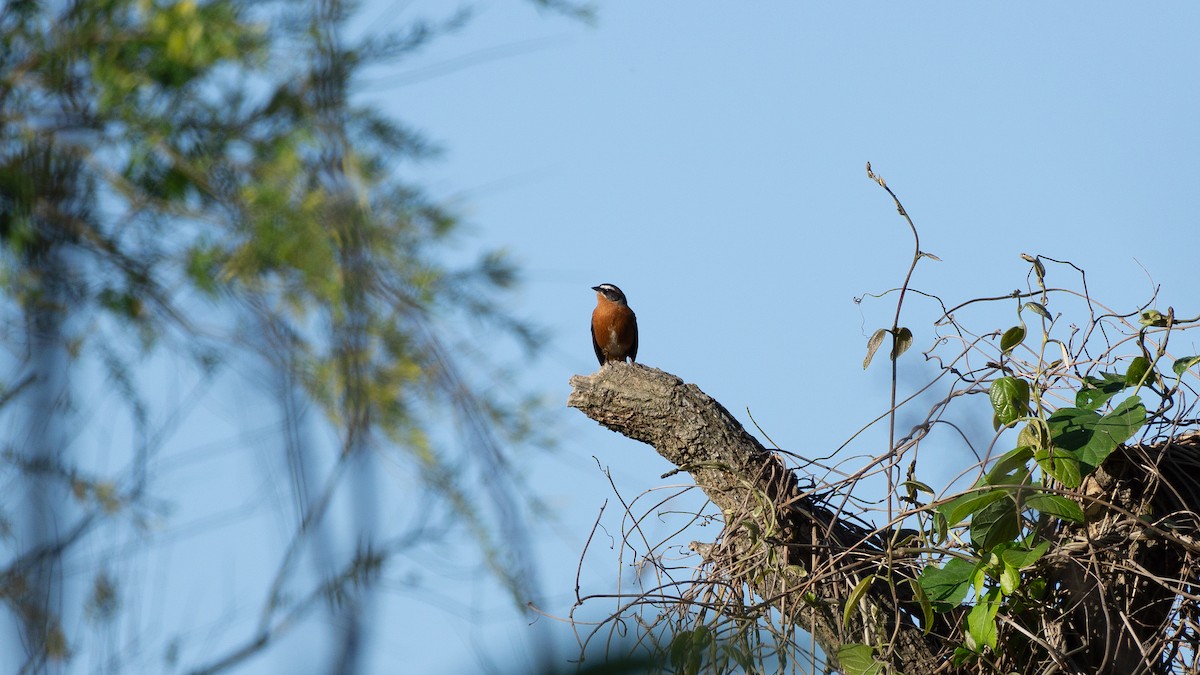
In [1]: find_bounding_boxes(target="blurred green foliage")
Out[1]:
[1,0,549,668]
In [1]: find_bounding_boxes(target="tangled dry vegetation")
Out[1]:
[564,172,1200,674]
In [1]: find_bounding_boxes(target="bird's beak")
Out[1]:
[591,285,602,292]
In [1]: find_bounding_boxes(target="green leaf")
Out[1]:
[1035,446,1082,488]
[891,326,913,360]
[1173,355,1200,377]
[982,446,1034,486]
[1075,372,1128,410]
[723,644,754,670]
[933,510,949,543]
[863,328,887,370]
[844,575,876,629]
[971,563,987,598]
[902,479,935,495]
[1021,253,1046,281]
[836,644,884,675]
[1125,356,1152,387]
[952,646,978,666]
[1050,413,1097,451]
[1048,396,1146,475]
[1017,419,1050,451]
[939,489,1010,526]
[1000,325,1026,354]
[971,497,1020,551]
[1027,577,1048,600]
[1139,309,1170,327]
[1089,395,1147,464]
[720,638,748,667]
[1001,540,1051,570]
[1024,494,1085,523]
[965,589,1001,652]
[1022,302,1052,321]
[990,377,1030,427]
[999,561,1021,596]
[906,577,934,634]
[668,626,711,674]
[903,478,931,505]
[918,557,974,610]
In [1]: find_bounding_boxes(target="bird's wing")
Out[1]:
[630,313,638,362]
[591,322,604,365]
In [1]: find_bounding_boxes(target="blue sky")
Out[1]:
[15,4,1194,674]
[372,2,1200,672]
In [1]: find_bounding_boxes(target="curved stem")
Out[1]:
[865,163,922,529]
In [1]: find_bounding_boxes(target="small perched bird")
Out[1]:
[590,283,638,365]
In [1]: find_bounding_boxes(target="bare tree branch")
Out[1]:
[568,364,944,672]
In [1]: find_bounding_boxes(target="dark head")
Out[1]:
[592,283,628,306]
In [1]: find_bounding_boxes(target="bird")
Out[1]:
[590,283,638,365]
